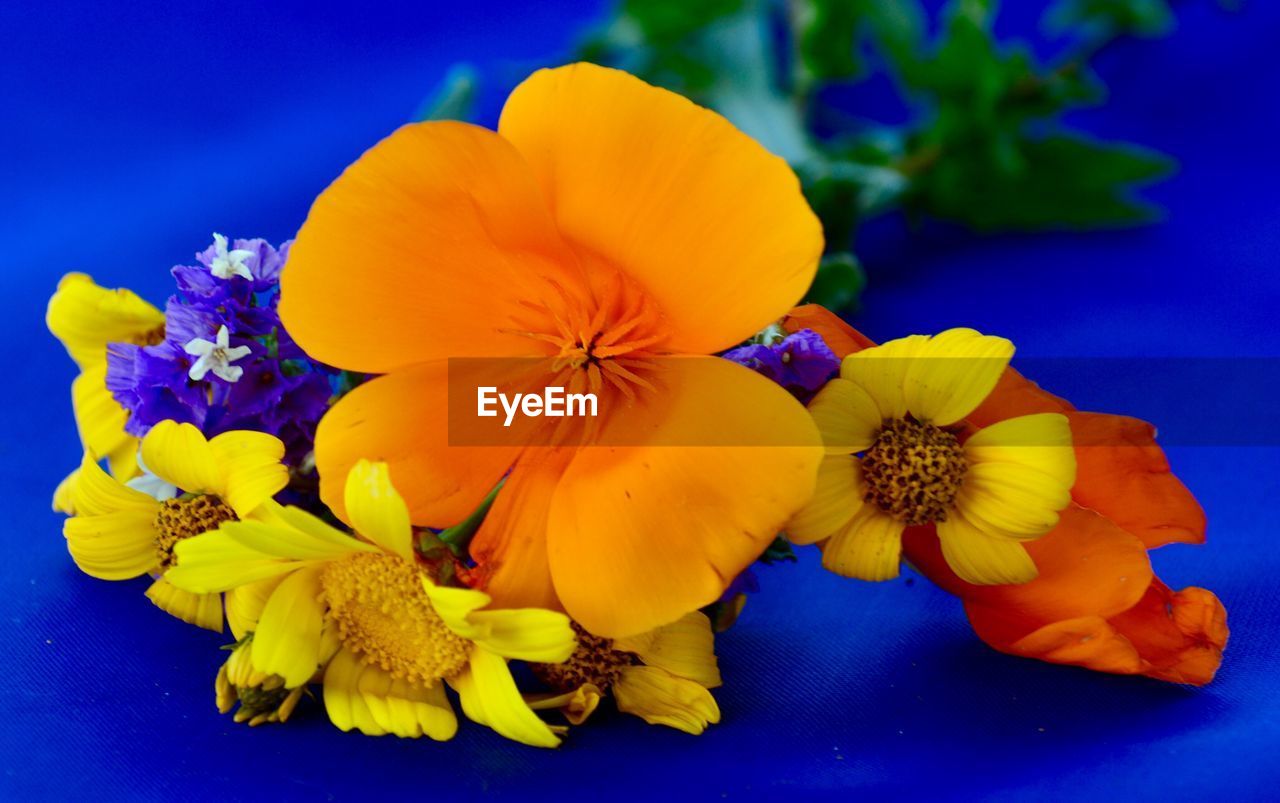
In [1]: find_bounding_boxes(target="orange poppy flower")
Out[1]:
[784,304,1228,684]
[279,63,825,638]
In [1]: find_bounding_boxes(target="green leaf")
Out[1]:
[795,0,866,83]
[413,63,479,122]
[623,0,744,42]
[759,535,799,565]
[703,595,748,633]
[567,0,1183,304]
[1044,0,1175,41]
[435,479,504,556]
[795,0,926,86]
[804,252,866,312]
[911,133,1175,230]
[700,10,820,165]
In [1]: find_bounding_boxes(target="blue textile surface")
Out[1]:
[2,1,1277,799]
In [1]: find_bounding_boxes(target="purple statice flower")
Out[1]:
[105,234,340,464]
[722,327,840,401]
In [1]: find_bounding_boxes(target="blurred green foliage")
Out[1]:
[576,0,1183,310]
[414,63,480,122]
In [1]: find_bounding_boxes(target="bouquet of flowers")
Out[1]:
[46,63,1226,747]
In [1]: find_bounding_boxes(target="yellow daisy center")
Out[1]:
[861,418,968,526]
[154,495,237,570]
[131,324,166,347]
[320,552,471,684]
[532,623,636,692]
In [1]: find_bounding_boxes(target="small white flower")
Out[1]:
[209,232,255,281]
[185,325,253,383]
[126,454,178,502]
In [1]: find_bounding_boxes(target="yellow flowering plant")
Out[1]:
[46,273,165,509]
[43,63,1225,751]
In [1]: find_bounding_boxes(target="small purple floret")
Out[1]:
[105,236,338,463]
[722,328,840,401]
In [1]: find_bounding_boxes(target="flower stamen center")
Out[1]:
[320,552,471,684]
[131,325,166,347]
[532,623,636,692]
[862,418,968,526]
[154,495,237,570]
[501,271,668,404]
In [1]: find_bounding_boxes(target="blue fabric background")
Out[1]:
[2,1,1277,799]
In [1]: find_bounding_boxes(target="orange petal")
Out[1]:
[1105,580,1228,685]
[991,614,1146,676]
[782,304,876,359]
[500,63,823,355]
[281,120,586,373]
[903,504,1153,625]
[546,358,822,637]
[965,579,1228,686]
[905,505,1228,684]
[966,366,1073,426]
[946,366,1203,550]
[1068,412,1206,548]
[314,361,519,527]
[469,449,574,612]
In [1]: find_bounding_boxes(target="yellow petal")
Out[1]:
[964,412,1076,487]
[821,507,905,581]
[53,468,79,514]
[451,648,561,748]
[69,452,155,516]
[785,454,864,546]
[613,665,721,735]
[464,607,576,663]
[255,501,376,553]
[225,576,285,641]
[613,611,721,689]
[141,421,221,494]
[323,647,382,735]
[252,566,326,687]
[957,461,1073,540]
[71,366,135,470]
[104,439,141,483]
[63,509,158,580]
[525,683,603,726]
[208,431,289,518]
[937,512,1038,585]
[324,648,458,740]
[902,328,1013,426]
[420,578,492,640]
[344,460,414,560]
[221,515,369,561]
[806,377,882,455]
[46,272,164,371]
[167,529,305,593]
[839,335,927,421]
[145,577,223,631]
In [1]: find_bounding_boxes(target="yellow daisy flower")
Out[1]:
[788,328,1076,585]
[528,612,723,735]
[47,273,166,510]
[216,637,308,726]
[61,420,289,630]
[165,460,577,747]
